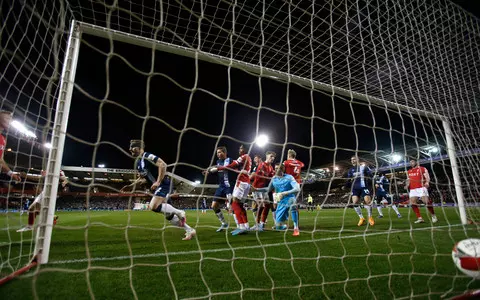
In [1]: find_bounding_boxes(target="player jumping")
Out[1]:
[121,140,196,240]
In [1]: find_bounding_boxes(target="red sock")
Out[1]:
[426,200,435,215]
[241,206,248,224]
[412,205,422,218]
[231,202,244,224]
[28,212,35,226]
[261,204,270,223]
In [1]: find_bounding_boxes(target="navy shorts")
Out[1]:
[352,188,371,198]
[154,184,170,198]
[375,190,388,201]
[213,185,232,202]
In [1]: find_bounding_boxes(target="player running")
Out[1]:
[255,164,301,236]
[212,145,252,235]
[344,156,375,226]
[250,151,276,231]
[121,140,196,240]
[374,173,402,218]
[405,158,437,224]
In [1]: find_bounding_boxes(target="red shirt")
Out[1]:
[219,153,252,184]
[408,166,428,189]
[284,159,304,183]
[0,134,5,158]
[252,161,275,188]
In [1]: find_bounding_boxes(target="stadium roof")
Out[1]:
[61,166,218,194]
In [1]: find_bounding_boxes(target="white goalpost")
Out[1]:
[1,0,480,298]
[32,20,472,267]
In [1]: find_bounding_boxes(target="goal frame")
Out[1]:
[34,20,468,265]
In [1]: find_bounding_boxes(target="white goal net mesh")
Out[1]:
[1,0,480,299]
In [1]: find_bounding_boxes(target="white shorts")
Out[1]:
[409,187,429,198]
[32,191,45,205]
[253,191,268,202]
[232,182,250,200]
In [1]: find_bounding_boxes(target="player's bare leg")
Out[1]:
[259,202,271,231]
[422,196,437,223]
[364,196,374,226]
[351,196,365,226]
[291,203,300,236]
[150,196,195,240]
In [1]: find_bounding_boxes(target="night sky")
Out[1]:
[62,33,442,182]
[1,0,478,183]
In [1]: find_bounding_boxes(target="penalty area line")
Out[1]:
[49,224,464,265]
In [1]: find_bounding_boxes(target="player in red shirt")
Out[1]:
[215,145,252,235]
[251,151,276,231]
[281,149,304,231]
[283,149,305,183]
[0,110,21,182]
[249,155,263,221]
[406,158,437,224]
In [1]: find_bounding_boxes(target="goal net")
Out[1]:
[1,0,480,299]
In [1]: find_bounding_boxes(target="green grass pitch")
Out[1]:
[1,207,480,299]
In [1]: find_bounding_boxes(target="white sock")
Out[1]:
[244,223,250,230]
[170,215,192,231]
[354,206,364,218]
[392,204,401,215]
[233,214,239,227]
[376,205,383,216]
[365,205,372,217]
[161,203,182,216]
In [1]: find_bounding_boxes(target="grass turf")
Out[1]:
[1,207,480,299]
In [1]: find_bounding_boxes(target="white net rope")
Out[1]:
[1,0,480,299]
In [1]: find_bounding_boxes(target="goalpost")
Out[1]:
[1,0,479,298]
[35,20,471,264]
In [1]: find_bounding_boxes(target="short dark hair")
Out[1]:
[130,140,145,149]
[254,154,262,159]
[217,146,227,153]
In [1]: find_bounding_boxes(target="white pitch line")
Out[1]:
[49,224,466,265]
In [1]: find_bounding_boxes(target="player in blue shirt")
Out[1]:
[255,164,301,236]
[201,198,207,214]
[374,173,402,218]
[204,146,236,232]
[121,140,196,240]
[344,156,375,226]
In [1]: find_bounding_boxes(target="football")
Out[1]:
[452,238,480,278]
